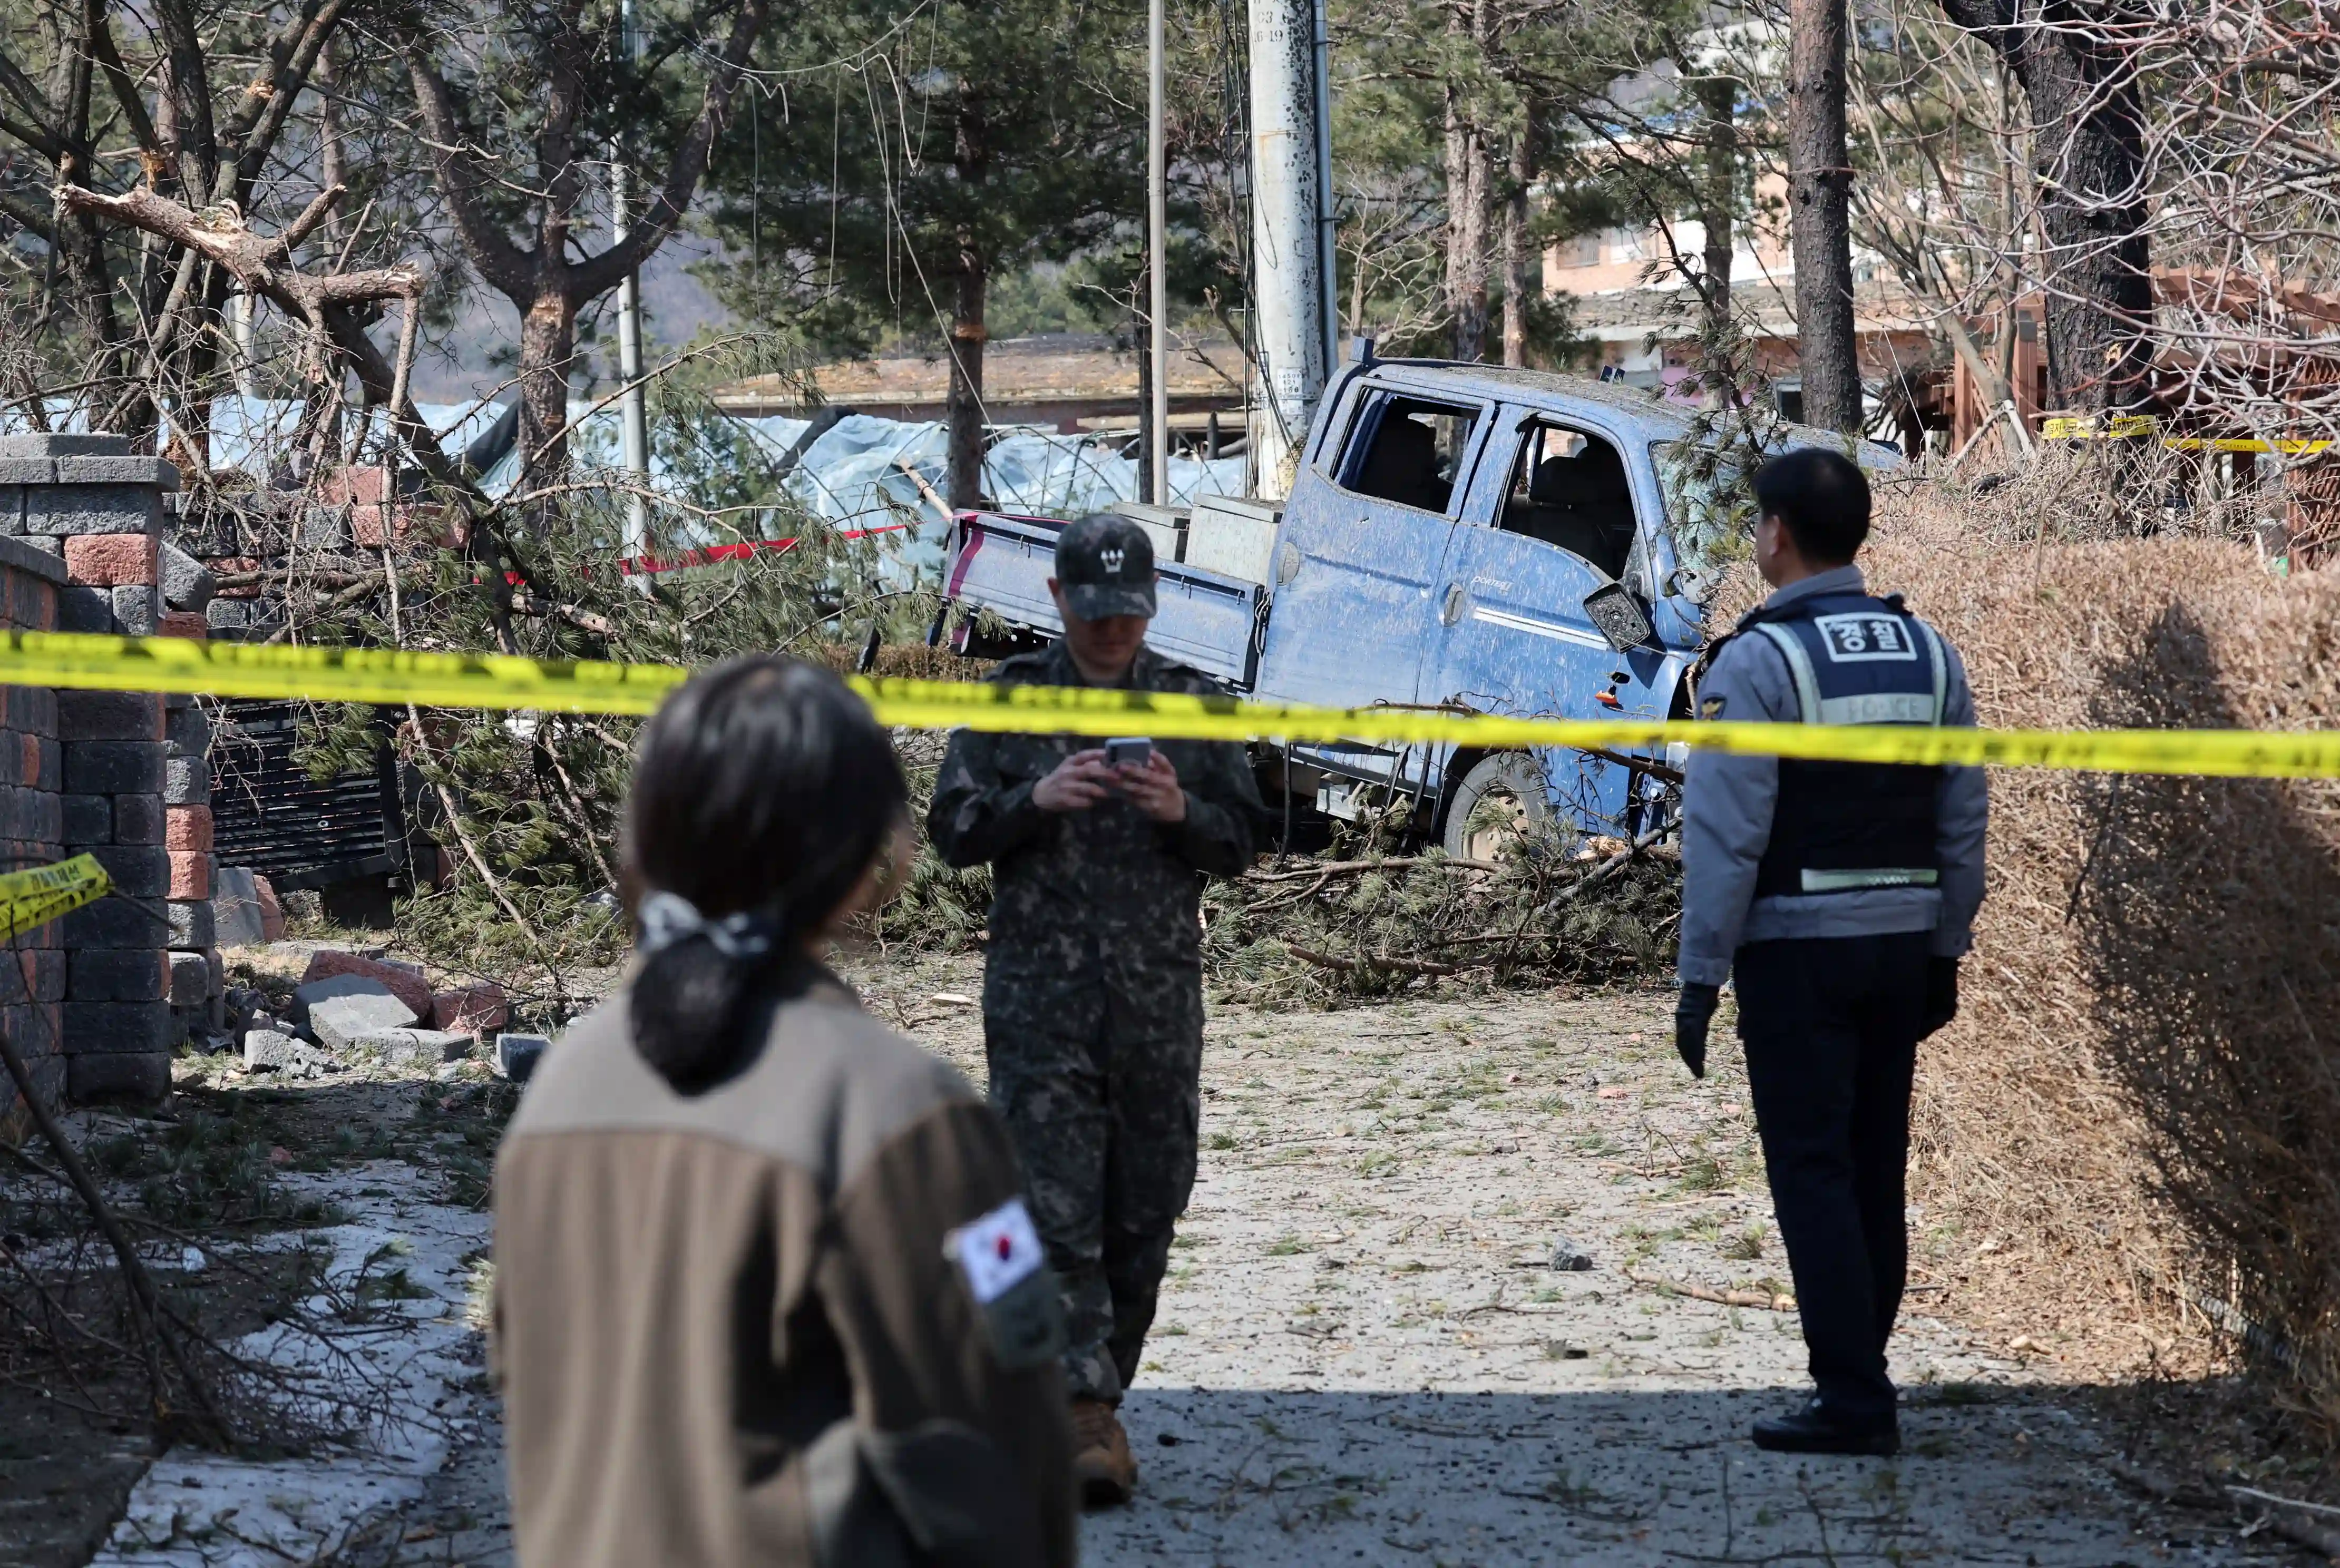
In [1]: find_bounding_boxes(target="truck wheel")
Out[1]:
[1442,753,1555,864]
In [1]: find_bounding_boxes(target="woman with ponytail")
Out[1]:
[491,656,1075,1568]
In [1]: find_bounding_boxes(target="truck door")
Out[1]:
[1425,409,1678,830]
[1257,382,1492,714]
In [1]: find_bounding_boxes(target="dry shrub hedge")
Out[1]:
[1841,455,2340,1429]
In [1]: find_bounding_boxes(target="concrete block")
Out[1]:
[168,951,208,1007]
[164,703,210,755]
[114,793,163,845]
[301,950,434,1018]
[90,845,169,898]
[353,1027,471,1069]
[3,575,50,634]
[16,948,65,1002]
[158,611,206,640]
[60,690,164,743]
[242,1027,315,1074]
[254,875,284,940]
[111,584,158,636]
[26,485,162,536]
[166,899,212,948]
[0,785,61,847]
[65,740,164,795]
[31,735,56,791]
[66,1051,169,1107]
[295,975,418,1051]
[210,557,262,597]
[0,460,53,485]
[63,1000,173,1055]
[496,1032,551,1083]
[159,542,216,611]
[61,898,167,948]
[166,805,212,850]
[212,866,264,945]
[54,455,178,491]
[205,597,252,630]
[0,484,26,534]
[163,753,209,805]
[432,982,510,1035]
[69,948,169,1002]
[0,433,130,458]
[57,584,115,633]
[63,533,158,587]
[207,947,222,998]
[10,687,54,737]
[167,850,209,900]
[299,507,349,547]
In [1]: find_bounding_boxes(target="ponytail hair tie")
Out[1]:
[635,890,778,962]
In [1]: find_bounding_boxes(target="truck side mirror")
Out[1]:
[1583,581,1654,653]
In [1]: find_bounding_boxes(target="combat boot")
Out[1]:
[1070,1397,1137,1506]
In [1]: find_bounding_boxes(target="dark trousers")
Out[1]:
[1735,930,1929,1424]
[984,964,1203,1405]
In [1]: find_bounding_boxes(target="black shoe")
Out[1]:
[1751,1400,1898,1456]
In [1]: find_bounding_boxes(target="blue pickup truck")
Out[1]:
[938,356,1888,857]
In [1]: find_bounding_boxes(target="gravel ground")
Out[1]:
[360,948,2297,1566]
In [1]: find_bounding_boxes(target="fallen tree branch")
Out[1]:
[1244,856,1500,884]
[0,1022,229,1440]
[1624,1263,1796,1313]
[1284,943,1460,978]
[2225,1484,2340,1556]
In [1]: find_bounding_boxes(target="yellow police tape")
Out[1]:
[0,630,2335,781]
[0,853,111,944]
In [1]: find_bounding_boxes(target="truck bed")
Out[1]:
[943,512,1264,686]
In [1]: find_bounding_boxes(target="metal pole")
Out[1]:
[1311,0,1338,368]
[1148,0,1169,506]
[1247,0,1328,500]
[615,0,651,580]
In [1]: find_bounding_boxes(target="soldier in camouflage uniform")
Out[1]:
[928,514,1262,1506]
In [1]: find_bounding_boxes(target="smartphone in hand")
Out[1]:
[1104,737,1154,769]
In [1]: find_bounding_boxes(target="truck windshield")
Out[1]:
[1650,439,1755,599]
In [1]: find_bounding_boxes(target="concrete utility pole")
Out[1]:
[1148,0,1169,505]
[1248,0,1331,499]
[613,0,652,572]
[1786,0,1861,432]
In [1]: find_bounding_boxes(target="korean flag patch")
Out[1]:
[947,1198,1065,1369]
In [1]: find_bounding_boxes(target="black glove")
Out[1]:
[1674,983,1720,1080]
[1920,957,1959,1038]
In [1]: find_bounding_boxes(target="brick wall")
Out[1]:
[0,432,220,1111]
[0,527,65,1125]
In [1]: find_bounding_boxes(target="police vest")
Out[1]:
[1737,591,1947,899]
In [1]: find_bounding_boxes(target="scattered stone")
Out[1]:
[212,867,266,945]
[159,540,216,611]
[1550,1238,1596,1271]
[254,874,287,940]
[301,950,435,1020]
[295,975,419,1051]
[431,982,509,1035]
[243,1027,304,1072]
[353,1028,472,1069]
[496,1032,551,1084]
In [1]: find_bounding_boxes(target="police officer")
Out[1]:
[928,513,1263,1505]
[1674,448,1987,1457]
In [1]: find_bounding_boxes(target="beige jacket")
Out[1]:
[491,973,1076,1568]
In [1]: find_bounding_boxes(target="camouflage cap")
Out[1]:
[1054,513,1158,621]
